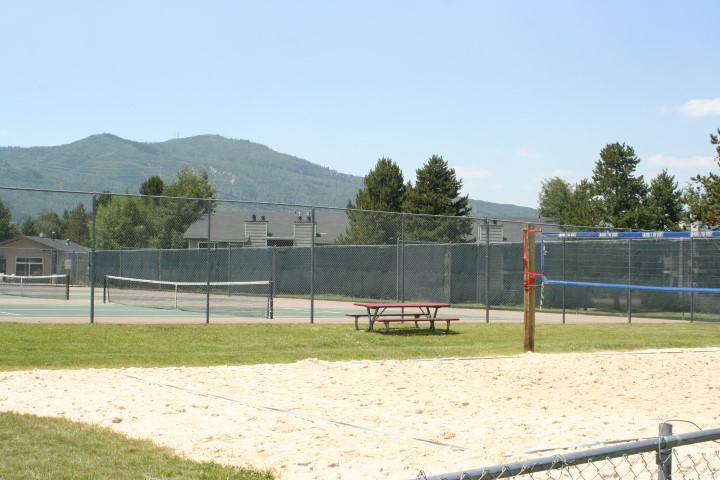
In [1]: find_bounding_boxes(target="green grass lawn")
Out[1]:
[0,412,272,480]
[1,321,719,479]
[2,322,720,370]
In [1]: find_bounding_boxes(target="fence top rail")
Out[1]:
[544,231,720,239]
[418,426,720,480]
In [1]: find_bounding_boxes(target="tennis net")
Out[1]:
[103,275,273,318]
[0,273,71,300]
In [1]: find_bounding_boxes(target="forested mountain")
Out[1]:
[0,133,536,219]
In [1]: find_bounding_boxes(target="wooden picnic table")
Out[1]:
[349,301,458,333]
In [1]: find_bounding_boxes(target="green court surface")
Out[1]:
[5,287,657,324]
[0,292,498,324]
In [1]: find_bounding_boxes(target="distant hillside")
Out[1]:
[467,199,535,218]
[0,133,536,219]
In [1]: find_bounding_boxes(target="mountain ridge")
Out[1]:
[0,134,537,219]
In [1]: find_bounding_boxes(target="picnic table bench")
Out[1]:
[349,302,459,333]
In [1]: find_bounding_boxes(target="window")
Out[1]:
[198,242,218,250]
[267,238,294,247]
[15,257,43,276]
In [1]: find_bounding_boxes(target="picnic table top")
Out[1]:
[353,301,451,309]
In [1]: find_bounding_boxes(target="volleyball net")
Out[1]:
[538,231,720,317]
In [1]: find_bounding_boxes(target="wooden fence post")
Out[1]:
[523,224,536,352]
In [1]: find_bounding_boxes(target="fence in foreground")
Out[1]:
[417,423,720,480]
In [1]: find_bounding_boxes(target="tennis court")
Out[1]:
[4,197,720,326]
[1,288,678,325]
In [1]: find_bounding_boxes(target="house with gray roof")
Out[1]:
[0,235,89,277]
[183,210,351,248]
[183,210,560,249]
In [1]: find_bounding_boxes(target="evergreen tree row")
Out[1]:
[338,155,473,244]
[538,130,720,231]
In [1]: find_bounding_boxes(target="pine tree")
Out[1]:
[339,158,405,245]
[403,155,472,242]
[348,158,405,212]
[645,170,682,231]
[590,143,647,229]
[403,155,470,216]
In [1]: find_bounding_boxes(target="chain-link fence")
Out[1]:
[540,234,720,322]
[1,186,719,323]
[416,423,720,480]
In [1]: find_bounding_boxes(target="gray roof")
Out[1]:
[0,236,90,252]
[183,211,562,244]
[183,211,350,243]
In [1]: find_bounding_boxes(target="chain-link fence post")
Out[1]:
[690,237,695,322]
[445,242,452,303]
[205,199,212,324]
[474,220,482,319]
[400,213,405,302]
[658,422,673,480]
[562,235,566,324]
[310,207,315,324]
[485,218,490,322]
[396,236,401,301]
[627,238,633,323]
[90,193,97,324]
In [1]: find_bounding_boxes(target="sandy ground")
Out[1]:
[2,348,720,479]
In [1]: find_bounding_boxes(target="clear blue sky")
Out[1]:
[2,1,719,209]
